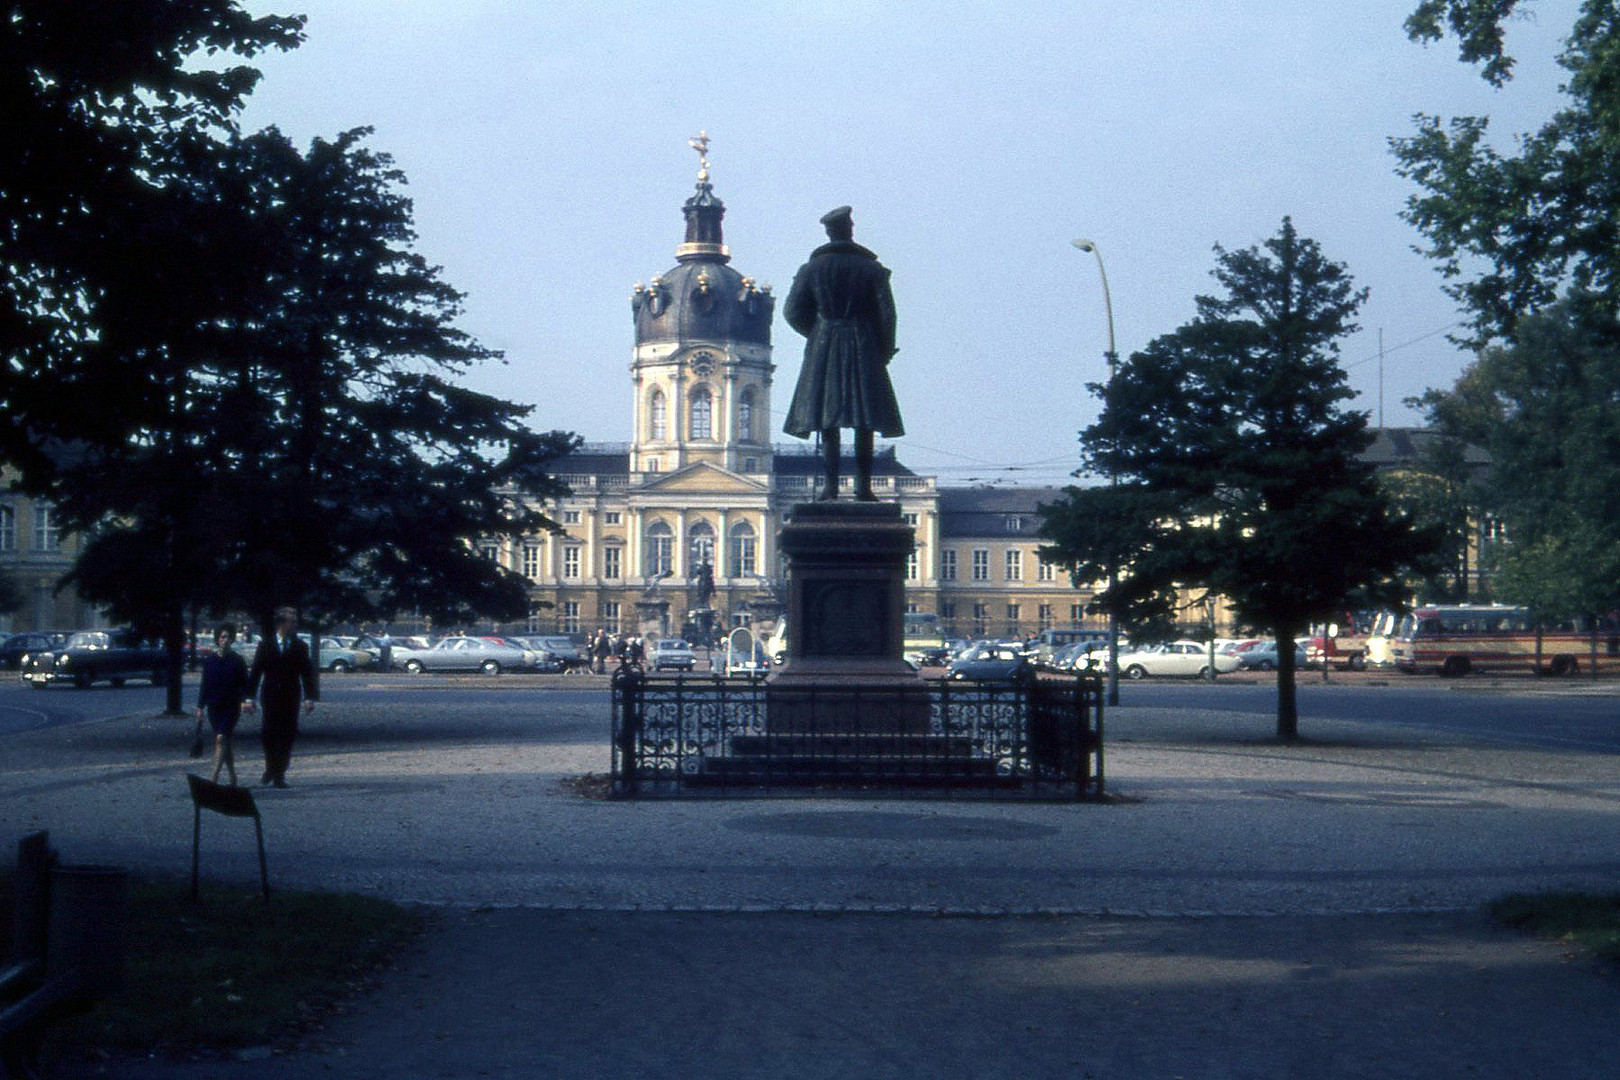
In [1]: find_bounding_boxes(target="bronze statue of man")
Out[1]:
[783,206,902,501]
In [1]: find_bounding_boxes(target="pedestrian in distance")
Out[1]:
[194,625,249,783]
[244,606,316,789]
[593,628,610,674]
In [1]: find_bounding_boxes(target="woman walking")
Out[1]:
[196,625,249,785]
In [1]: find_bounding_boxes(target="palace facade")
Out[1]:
[503,162,1095,641]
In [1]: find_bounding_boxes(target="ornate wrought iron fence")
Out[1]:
[610,667,1103,799]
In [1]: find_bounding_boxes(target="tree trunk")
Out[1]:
[1591,616,1599,681]
[1276,629,1299,741]
[1534,618,1544,676]
[163,600,185,716]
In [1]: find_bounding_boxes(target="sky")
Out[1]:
[236,0,1578,487]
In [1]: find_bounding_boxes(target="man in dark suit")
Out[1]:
[244,606,317,788]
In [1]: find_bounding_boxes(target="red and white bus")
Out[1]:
[1388,604,1620,677]
[1306,611,1376,670]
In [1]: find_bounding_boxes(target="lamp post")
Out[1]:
[1072,238,1121,707]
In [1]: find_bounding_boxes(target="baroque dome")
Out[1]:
[632,165,773,348]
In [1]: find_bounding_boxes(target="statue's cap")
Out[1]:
[819,205,853,227]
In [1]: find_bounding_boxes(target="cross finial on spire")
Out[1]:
[688,130,711,184]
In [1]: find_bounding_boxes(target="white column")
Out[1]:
[675,510,687,580]
[629,509,643,579]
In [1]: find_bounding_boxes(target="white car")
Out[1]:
[1115,640,1241,679]
[648,638,697,672]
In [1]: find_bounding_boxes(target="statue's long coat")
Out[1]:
[782,240,904,438]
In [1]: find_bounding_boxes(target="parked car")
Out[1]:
[528,636,589,671]
[505,637,567,673]
[1029,628,1109,669]
[239,634,374,673]
[23,629,165,689]
[393,635,537,674]
[1114,640,1241,679]
[648,638,697,672]
[944,642,1033,683]
[315,637,374,673]
[2,631,67,671]
[1234,640,1309,672]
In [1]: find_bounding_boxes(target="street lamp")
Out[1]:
[1072,238,1121,707]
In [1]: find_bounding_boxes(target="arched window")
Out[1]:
[728,520,757,578]
[690,386,713,440]
[645,520,673,577]
[688,520,715,570]
[648,389,667,441]
[736,389,754,442]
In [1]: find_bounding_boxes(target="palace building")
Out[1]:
[504,149,1096,641]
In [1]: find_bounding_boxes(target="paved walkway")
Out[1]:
[88,910,1620,1080]
[4,689,1617,1077]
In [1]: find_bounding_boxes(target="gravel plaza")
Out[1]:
[3,677,1618,1077]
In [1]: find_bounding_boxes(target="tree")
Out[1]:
[1398,4,1620,647]
[0,1,304,480]
[55,127,576,710]
[1414,298,1620,630]
[1041,220,1442,740]
[1393,1,1620,342]
[6,9,575,708]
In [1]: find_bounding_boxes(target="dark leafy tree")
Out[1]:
[1413,297,1620,625]
[0,0,304,479]
[1041,220,1442,740]
[59,127,575,708]
[208,128,577,639]
[1393,1,1620,342]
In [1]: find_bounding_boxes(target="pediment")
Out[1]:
[639,461,767,494]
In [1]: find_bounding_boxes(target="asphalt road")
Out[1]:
[2,671,1615,749]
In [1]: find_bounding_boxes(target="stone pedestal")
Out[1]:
[634,599,669,640]
[768,502,924,734]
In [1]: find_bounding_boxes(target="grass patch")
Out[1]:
[1490,891,1620,963]
[0,869,423,1057]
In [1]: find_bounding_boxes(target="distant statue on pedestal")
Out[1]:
[690,561,716,610]
[782,206,902,501]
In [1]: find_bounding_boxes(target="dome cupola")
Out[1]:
[631,132,773,348]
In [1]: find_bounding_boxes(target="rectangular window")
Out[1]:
[742,456,759,473]
[729,534,757,577]
[971,549,989,581]
[1037,557,1056,582]
[562,509,581,525]
[906,602,920,614]
[906,549,919,581]
[1005,549,1023,582]
[646,459,660,472]
[1006,515,1025,532]
[479,541,500,564]
[972,603,988,635]
[941,601,957,621]
[526,603,545,633]
[522,543,542,580]
[602,546,622,579]
[0,504,14,552]
[1039,604,1053,629]
[604,511,622,526]
[1071,603,1084,623]
[1007,603,1020,623]
[31,504,61,552]
[902,512,919,526]
[941,549,957,581]
[560,600,580,633]
[562,546,581,579]
[602,601,621,631]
